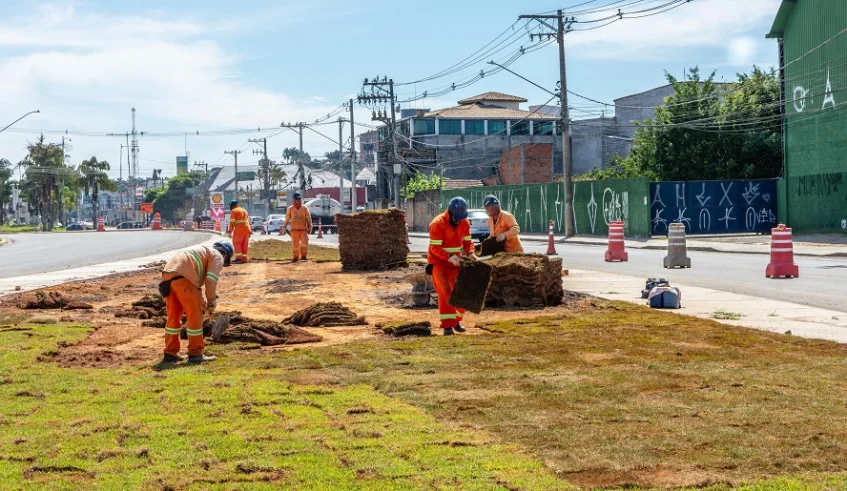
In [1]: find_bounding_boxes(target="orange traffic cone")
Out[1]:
[316,218,324,239]
[97,217,105,232]
[766,224,799,278]
[604,221,628,262]
[546,220,557,255]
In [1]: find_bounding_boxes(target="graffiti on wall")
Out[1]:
[797,173,842,196]
[650,179,777,235]
[792,69,837,113]
[585,182,630,234]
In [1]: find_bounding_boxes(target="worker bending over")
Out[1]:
[284,192,312,261]
[227,200,252,263]
[484,195,523,253]
[159,241,233,364]
[428,197,477,336]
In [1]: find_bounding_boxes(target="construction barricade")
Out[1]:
[766,224,799,278]
[97,217,105,232]
[604,220,628,262]
[152,212,162,230]
[664,223,691,269]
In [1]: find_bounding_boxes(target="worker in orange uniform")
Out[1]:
[227,200,252,264]
[428,197,477,336]
[159,241,233,364]
[284,192,312,262]
[483,195,523,253]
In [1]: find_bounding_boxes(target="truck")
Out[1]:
[305,195,342,234]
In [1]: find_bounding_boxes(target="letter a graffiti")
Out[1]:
[823,69,836,110]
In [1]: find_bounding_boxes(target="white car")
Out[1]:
[250,216,264,231]
[467,209,491,240]
[263,214,285,233]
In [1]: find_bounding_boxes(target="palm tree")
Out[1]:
[21,135,66,230]
[79,156,116,226]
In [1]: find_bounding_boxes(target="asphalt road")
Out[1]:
[316,233,847,313]
[0,231,216,278]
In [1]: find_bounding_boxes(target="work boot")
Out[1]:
[301,256,308,261]
[443,328,454,336]
[233,259,246,265]
[292,257,300,263]
[187,354,217,364]
[454,323,467,333]
[161,353,184,363]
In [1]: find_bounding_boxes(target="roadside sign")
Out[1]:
[210,193,224,209]
[236,171,255,181]
[210,208,224,220]
[140,202,153,213]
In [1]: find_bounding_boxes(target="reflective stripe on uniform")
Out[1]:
[186,249,205,280]
[165,328,182,335]
[462,236,472,241]
[206,272,219,282]
[511,226,520,232]
[440,314,457,319]
[443,247,462,253]
[186,328,204,337]
[429,239,443,245]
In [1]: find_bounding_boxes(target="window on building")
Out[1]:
[414,119,435,135]
[399,120,410,137]
[465,120,485,135]
[535,122,554,135]
[439,120,462,135]
[488,120,507,135]
[511,120,530,135]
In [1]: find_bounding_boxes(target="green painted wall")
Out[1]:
[441,178,650,237]
[781,0,847,231]
[573,178,651,237]
[441,183,567,234]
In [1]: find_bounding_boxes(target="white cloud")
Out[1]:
[727,37,758,66]
[0,3,350,177]
[565,0,782,60]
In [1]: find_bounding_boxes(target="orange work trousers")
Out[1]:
[432,264,466,329]
[163,277,205,357]
[232,229,250,262]
[290,230,309,259]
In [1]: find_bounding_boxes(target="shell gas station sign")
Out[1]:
[210,193,225,221]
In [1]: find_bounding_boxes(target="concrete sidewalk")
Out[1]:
[408,232,847,257]
[0,237,220,297]
[566,268,847,344]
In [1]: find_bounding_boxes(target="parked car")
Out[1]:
[250,216,265,232]
[467,209,491,240]
[264,214,285,234]
[66,223,85,231]
[117,221,135,230]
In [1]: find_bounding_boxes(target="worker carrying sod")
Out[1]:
[284,192,312,262]
[227,200,252,263]
[159,241,233,364]
[484,195,523,253]
[428,197,477,336]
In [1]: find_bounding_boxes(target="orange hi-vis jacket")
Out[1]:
[489,210,523,253]
[427,210,474,268]
[162,245,224,302]
[228,206,251,233]
[285,204,312,232]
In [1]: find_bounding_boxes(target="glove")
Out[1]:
[207,302,217,314]
[496,233,506,242]
[468,253,479,261]
[448,255,462,267]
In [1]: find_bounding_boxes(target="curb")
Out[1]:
[407,233,847,258]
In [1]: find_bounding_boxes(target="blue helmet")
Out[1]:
[213,241,234,266]
[483,195,500,207]
[448,197,468,220]
[229,200,239,209]
[293,192,302,200]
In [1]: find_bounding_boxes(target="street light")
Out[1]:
[0,110,41,134]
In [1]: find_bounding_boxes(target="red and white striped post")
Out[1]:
[766,224,799,278]
[316,218,324,239]
[546,220,557,255]
[97,216,105,232]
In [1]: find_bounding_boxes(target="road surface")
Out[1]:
[0,231,216,279]
[315,233,847,313]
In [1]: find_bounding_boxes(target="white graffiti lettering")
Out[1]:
[793,85,809,113]
[742,182,760,205]
[602,188,624,225]
[745,207,756,231]
[587,183,598,234]
[823,69,836,109]
[720,207,736,229]
[673,208,692,230]
[699,208,711,231]
[651,184,665,207]
[675,183,685,208]
[652,208,668,233]
[719,182,734,207]
[696,183,711,207]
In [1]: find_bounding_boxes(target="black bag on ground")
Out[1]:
[449,260,493,315]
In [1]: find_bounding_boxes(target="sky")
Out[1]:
[0,0,783,179]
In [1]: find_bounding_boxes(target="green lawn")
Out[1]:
[3,302,847,489]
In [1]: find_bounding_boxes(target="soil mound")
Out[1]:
[378,321,432,337]
[476,236,505,257]
[283,302,366,327]
[115,294,166,326]
[335,209,409,270]
[210,312,323,346]
[19,290,93,311]
[485,254,564,308]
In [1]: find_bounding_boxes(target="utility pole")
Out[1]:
[338,118,345,212]
[359,77,398,207]
[224,150,242,201]
[249,138,271,217]
[349,99,357,212]
[193,161,208,176]
[519,10,575,237]
[281,122,308,190]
